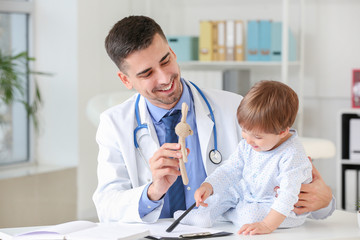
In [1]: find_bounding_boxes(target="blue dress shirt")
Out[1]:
[138,79,207,218]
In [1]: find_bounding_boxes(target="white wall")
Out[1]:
[77,0,133,220]
[34,0,78,166]
[302,0,360,193]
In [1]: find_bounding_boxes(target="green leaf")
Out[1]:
[0,49,50,131]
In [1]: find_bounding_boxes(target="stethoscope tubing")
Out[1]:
[134,94,148,148]
[189,82,218,151]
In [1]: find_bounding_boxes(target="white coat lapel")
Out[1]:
[188,82,214,174]
[137,96,160,164]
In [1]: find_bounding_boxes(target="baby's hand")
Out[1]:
[238,222,273,235]
[194,182,213,207]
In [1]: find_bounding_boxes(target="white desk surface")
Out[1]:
[213,210,360,240]
[0,210,359,240]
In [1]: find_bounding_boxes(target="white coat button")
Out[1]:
[187,186,191,191]
[147,179,151,182]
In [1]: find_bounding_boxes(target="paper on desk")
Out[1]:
[3,221,225,240]
[66,223,150,240]
[9,221,150,240]
[13,221,97,239]
[146,221,223,238]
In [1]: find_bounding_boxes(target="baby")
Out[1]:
[175,80,312,235]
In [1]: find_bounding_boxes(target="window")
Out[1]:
[0,0,33,165]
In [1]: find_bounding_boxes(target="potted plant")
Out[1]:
[0,50,45,161]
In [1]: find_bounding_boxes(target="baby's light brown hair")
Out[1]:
[237,80,299,134]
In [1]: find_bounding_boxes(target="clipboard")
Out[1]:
[145,231,233,240]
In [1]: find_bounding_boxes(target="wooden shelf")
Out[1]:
[341,160,360,165]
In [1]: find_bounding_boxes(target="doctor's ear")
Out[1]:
[118,71,133,90]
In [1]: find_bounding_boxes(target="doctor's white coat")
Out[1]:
[93,80,243,223]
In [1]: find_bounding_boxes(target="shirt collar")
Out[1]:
[145,78,192,123]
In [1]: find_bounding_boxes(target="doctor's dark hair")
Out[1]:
[237,80,299,134]
[105,15,167,73]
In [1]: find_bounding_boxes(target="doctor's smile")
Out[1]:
[154,75,179,94]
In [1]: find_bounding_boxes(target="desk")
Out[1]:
[1,210,359,240]
[212,210,360,240]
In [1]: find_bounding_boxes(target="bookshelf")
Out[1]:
[136,0,305,132]
[174,0,302,79]
[176,0,305,133]
[337,109,360,211]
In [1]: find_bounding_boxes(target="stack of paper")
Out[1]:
[0,220,229,240]
[0,221,150,240]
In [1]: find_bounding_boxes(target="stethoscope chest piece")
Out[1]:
[209,149,222,164]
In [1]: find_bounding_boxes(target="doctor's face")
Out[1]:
[118,34,182,110]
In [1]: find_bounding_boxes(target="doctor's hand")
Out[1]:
[194,182,213,207]
[147,143,188,201]
[293,157,332,214]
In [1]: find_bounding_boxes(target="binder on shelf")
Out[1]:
[211,21,219,61]
[226,20,235,61]
[350,118,360,160]
[167,36,199,62]
[345,169,357,212]
[199,20,214,61]
[235,20,244,61]
[246,20,259,61]
[289,27,297,61]
[270,21,281,61]
[358,170,360,210]
[259,20,271,61]
[216,20,226,61]
[270,21,297,61]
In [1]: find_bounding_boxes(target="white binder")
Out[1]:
[350,118,360,160]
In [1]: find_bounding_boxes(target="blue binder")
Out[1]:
[271,22,282,61]
[289,28,297,61]
[259,20,271,61]
[270,22,297,61]
[246,20,259,61]
[167,36,199,62]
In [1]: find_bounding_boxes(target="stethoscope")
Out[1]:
[133,81,222,165]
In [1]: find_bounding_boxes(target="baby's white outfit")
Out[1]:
[174,129,312,228]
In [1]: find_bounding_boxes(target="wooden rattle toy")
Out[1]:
[175,102,193,185]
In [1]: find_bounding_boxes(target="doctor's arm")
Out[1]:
[93,114,160,223]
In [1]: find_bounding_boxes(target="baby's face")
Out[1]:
[241,129,286,152]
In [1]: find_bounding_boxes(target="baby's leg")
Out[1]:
[224,201,271,227]
[225,202,309,229]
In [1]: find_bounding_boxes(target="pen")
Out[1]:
[166,202,196,232]
[179,232,211,238]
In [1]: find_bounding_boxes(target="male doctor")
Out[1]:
[93,15,335,223]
